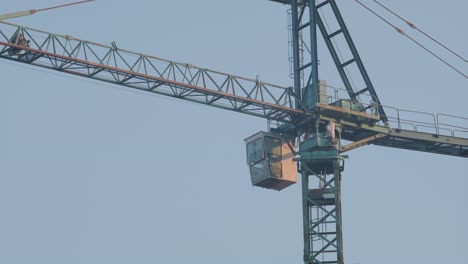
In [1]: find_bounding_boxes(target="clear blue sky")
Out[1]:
[1,1,467,264]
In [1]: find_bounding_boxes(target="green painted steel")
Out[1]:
[299,136,345,264]
[278,0,465,263]
[290,0,319,110]
[270,0,388,124]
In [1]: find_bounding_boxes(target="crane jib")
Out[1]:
[0,23,467,158]
[0,41,302,117]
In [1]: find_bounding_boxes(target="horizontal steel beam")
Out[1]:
[341,133,387,153]
[320,114,468,158]
[268,0,292,5]
[0,22,304,123]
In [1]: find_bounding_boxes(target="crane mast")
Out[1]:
[1,1,467,264]
[289,0,344,262]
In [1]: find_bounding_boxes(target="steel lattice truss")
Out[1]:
[0,21,467,158]
[0,21,304,123]
[301,160,344,264]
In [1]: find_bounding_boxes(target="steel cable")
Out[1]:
[34,0,96,13]
[353,0,467,79]
[371,0,467,64]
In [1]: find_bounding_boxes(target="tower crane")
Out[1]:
[1,1,467,263]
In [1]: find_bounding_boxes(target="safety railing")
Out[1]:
[321,84,468,138]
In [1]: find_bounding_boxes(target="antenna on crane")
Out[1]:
[0,0,95,21]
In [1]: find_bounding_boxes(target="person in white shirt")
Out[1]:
[325,121,336,145]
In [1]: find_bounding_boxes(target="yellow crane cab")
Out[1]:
[245,132,297,191]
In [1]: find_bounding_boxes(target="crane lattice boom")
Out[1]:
[1,21,466,158]
[0,21,301,122]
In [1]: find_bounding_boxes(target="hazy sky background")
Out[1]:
[1,1,467,264]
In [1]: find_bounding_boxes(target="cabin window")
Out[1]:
[247,138,264,164]
[249,160,268,183]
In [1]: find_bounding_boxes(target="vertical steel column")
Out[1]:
[301,163,312,261]
[305,0,319,109]
[291,0,319,111]
[290,0,344,262]
[291,0,302,110]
